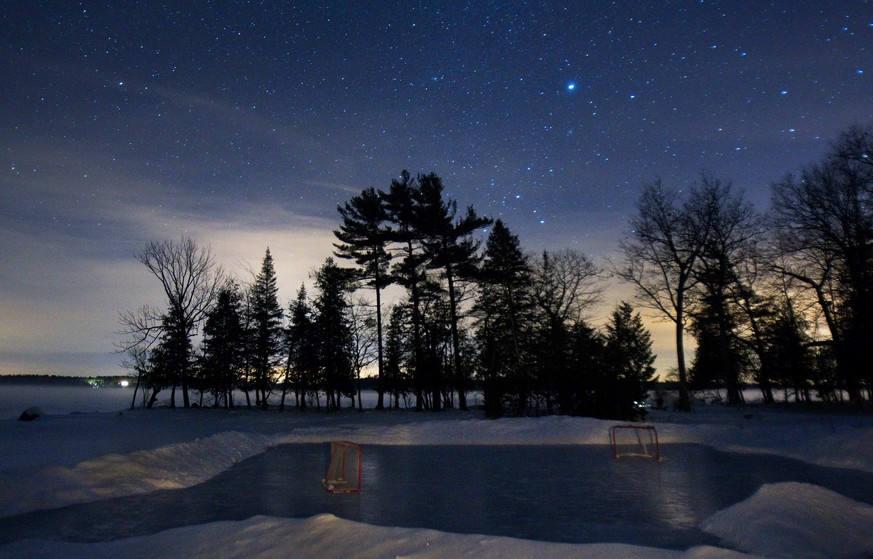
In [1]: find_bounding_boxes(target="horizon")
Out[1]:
[2,1,870,378]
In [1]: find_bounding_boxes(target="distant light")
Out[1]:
[629,93,636,99]
[858,69,864,75]
[567,82,576,91]
[780,90,789,95]
[120,380,130,387]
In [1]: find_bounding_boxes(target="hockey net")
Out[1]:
[323,441,362,493]
[610,424,660,461]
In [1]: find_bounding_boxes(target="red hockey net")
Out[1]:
[323,441,362,493]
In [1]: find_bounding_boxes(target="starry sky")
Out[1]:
[2,1,871,377]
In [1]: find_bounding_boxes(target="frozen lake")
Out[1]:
[2,443,872,549]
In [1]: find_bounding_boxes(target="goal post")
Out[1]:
[323,441,362,493]
[610,424,660,461]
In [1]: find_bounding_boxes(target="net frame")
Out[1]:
[322,440,362,493]
[610,424,660,461]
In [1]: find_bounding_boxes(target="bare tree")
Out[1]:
[127,237,223,408]
[347,295,379,411]
[531,248,603,327]
[771,124,873,401]
[616,180,710,410]
[530,248,604,413]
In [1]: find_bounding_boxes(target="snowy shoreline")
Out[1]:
[1,405,873,558]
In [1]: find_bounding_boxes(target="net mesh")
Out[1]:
[323,441,362,493]
[610,424,660,461]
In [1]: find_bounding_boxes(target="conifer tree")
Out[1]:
[249,248,284,409]
[334,187,392,409]
[382,171,428,409]
[200,282,245,408]
[474,219,534,416]
[286,285,318,409]
[313,258,356,410]
[604,302,656,419]
[416,173,492,410]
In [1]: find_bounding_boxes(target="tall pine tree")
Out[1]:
[334,187,392,409]
[200,282,245,408]
[474,219,534,417]
[416,173,492,410]
[249,248,284,409]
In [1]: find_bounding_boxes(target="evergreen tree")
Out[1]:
[384,303,413,409]
[249,248,285,409]
[286,285,318,409]
[200,282,245,408]
[604,302,656,419]
[416,173,492,410]
[566,320,608,416]
[334,187,392,409]
[530,249,603,414]
[474,219,535,417]
[382,171,428,409]
[147,308,192,408]
[313,258,356,410]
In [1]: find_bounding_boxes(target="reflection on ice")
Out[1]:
[1,443,872,550]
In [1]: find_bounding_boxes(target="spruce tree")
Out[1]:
[474,219,534,416]
[200,282,245,408]
[249,248,284,409]
[313,258,356,410]
[286,285,318,409]
[604,302,656,419]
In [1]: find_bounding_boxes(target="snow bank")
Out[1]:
[702,482,873,559]
[2,405,873,559]
[0,431,272,517]
[0,514,757,559]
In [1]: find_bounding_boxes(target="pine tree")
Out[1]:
[313,258,356,410]
[604,302,656,419]
[474,219,534,417]
[249,248,284,409]
[200,282,245,408]
[334,187,392,409]
[286,285,318,409]
[416,173,492,410]
[382,171,428,409]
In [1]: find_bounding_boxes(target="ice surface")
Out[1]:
[1,386,872,558]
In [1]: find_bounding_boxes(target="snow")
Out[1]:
[1,388,872,559]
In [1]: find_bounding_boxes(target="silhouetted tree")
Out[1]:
[771,124,873,401]
[416,173,492,410]
[384,303,414,409]
[687,177,760,405]
[200,282,245,408]
[313,258,356,410]
[382,171,428,409]
[249,248,285,409]
[286,285,318,409]
[474,220,535,417]
[617,181,712,411]
[530,249,603,413]
[334,187,392,409]
[603,302,657,419]
[127,237,222,408]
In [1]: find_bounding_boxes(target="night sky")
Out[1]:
[2,1,871,377]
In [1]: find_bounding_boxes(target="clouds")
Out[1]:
[1,1,871,376]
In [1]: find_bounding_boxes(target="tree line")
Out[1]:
[119,123,873,417]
